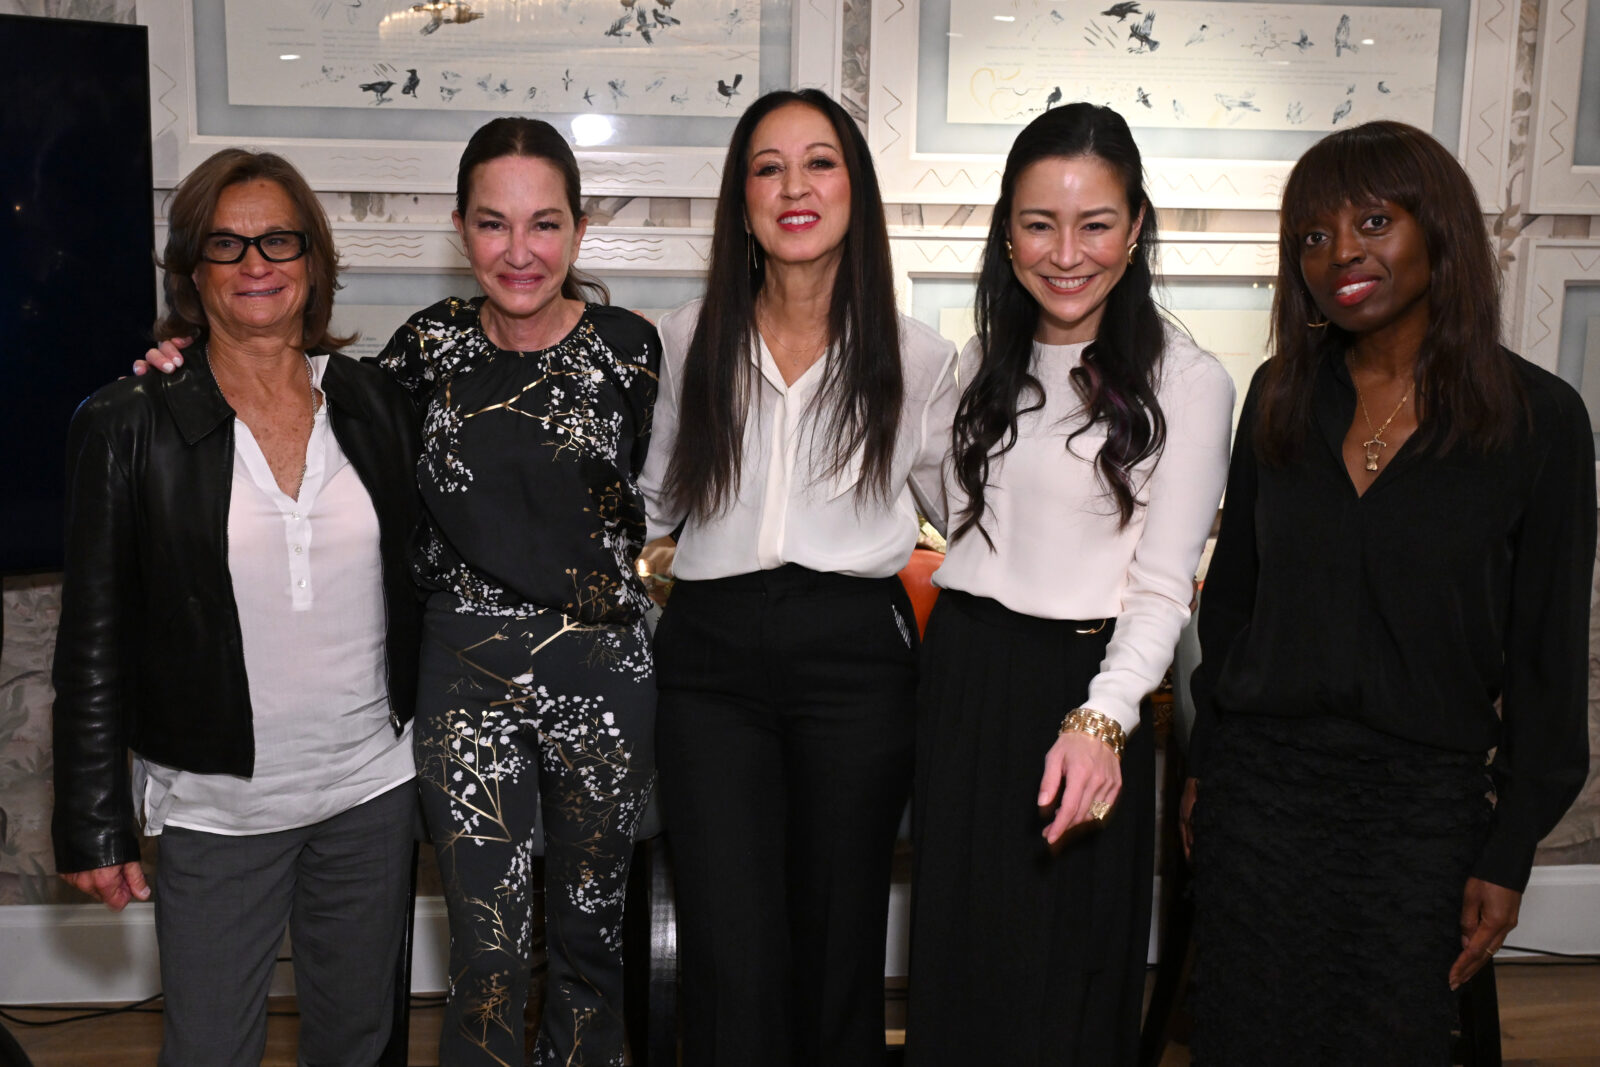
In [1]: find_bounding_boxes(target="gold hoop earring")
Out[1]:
[1126,242,1138,265]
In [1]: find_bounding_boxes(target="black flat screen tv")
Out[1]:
[1,15,155,573]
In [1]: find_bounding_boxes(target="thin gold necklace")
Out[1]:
[215,354,320,493]
[1354,380,1410,472]
[756,305,828,367]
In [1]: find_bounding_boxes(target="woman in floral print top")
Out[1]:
[377,121,659,1067]
[380,293,657,624]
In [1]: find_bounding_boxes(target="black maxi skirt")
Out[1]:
[905,589,1156,1067]
[1190,712,1493,1066]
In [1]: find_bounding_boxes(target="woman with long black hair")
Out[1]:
[1185,120,1594,1063]
[906,103,1234,1065]
[639,88,957,1067]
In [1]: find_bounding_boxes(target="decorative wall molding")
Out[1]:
[1515,237,1600,373]
[1527,0,1600,212]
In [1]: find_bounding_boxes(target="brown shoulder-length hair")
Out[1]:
[1256,120,1522,464]
[455,116,609,305]
[156,148,351,349]
[661,89,903,520]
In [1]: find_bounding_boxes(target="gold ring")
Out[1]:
[1089,799,1112,821]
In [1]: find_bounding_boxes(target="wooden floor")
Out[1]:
[5,960,1598,1064]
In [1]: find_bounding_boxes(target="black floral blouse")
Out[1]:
[378,297,660,624]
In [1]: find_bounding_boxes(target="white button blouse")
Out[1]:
[640,299,960,580]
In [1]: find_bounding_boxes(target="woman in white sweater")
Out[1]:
[906,103,1235,1066]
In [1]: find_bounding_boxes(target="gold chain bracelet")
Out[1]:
[1059,707,1126,760]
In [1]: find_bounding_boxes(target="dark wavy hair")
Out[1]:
[456,116,608,305]
[951,102,1166,543]
[156,148,352,348]
[1256,120,1522,463]
[661,89,904,519]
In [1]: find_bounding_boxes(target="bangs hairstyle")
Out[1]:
[455,116,608,305]
[951,101,1166,543]
[156,148,352,350]
[662,89,904,520]
[1256,120,1521,464]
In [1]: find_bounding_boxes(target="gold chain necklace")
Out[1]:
[1354,380,1411,472]
[215,354,319,493]
[756,306,828,367]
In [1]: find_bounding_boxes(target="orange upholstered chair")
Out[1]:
[897,547,944,637]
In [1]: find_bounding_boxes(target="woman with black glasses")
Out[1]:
[53,147,422,1066]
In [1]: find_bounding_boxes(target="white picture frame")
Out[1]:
[1516,238,1600,372]
[1527,0,1600,213]
[137,0,840,195]
[1514,237,1600,474]
[866,0,1517,211]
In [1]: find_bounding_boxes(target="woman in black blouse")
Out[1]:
[1185,121,1594,1062]
[376,118,659,1066]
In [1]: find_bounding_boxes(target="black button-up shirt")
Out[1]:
[1192,350,1595,890]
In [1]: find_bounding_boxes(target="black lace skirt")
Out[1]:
[1191,713,1492,1066]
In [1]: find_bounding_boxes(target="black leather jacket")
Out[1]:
[51,351,423,873]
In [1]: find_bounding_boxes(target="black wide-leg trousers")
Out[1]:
[906,590,1154,1067]
[655,564,920,1067]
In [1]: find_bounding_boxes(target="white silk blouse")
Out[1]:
[640,299,960,580]
[932,328,1236,735]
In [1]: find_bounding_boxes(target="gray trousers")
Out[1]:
[153,781,417,1067]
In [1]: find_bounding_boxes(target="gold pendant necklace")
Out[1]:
[1354,381,1411,472]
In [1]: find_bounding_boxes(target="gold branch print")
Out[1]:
[421,608,652,1066]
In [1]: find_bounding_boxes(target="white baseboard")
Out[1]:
[5,865,1597,1004]
[1504,864,1600,956]
[0,897,452,1005]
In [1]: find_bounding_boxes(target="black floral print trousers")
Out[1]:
[416,594,655,1066]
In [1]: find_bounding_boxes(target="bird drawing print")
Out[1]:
[359,78,394,104]
[1101,2,1141,22]
[401,68,420,96]
[1334,15,1359,57]
[1127,11,1159,53]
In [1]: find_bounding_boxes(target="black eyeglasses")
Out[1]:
[199,230,309,264]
